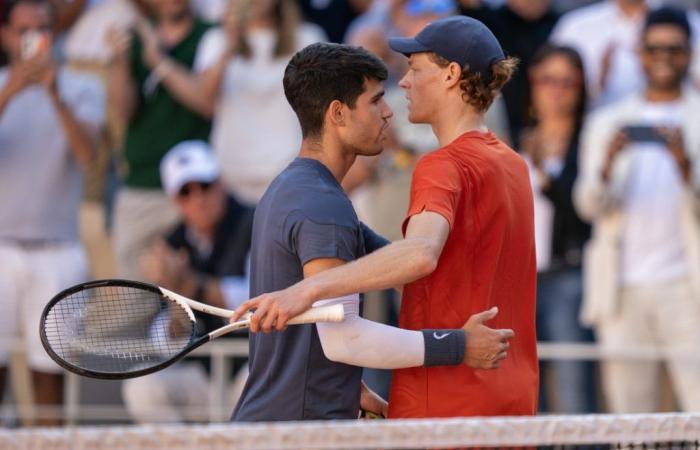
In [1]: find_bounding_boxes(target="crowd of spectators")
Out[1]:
[1,0,700,424]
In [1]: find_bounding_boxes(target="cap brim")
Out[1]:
[388,37,431,56]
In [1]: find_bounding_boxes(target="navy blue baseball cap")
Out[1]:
[388,16,505,78]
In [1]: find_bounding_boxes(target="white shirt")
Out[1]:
[550,1,700,109]
[197,24,326,204]
[620,100,687,286]
[0,68,105,241]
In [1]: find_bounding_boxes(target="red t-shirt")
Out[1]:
[388,131,538,418]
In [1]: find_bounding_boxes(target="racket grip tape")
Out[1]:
[287,303,345,325]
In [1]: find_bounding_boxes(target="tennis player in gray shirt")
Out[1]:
[232,43,513,422]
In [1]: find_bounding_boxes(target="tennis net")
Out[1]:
[1,413,698,449]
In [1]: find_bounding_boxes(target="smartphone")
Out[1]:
[20,30,50,60]
[620,125,667,144]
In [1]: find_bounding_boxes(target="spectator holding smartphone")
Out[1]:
[575,7,700,413]
[0,0,103,424]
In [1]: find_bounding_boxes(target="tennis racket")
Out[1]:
[39,279,344,380]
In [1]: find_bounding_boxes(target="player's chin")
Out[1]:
[407,109,428,124]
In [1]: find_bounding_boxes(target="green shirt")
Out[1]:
[123,19,212,189]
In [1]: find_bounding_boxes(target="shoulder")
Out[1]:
[266,164,357,229]
[412,150,463,191]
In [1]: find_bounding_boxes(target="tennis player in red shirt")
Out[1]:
[234,16,538,417]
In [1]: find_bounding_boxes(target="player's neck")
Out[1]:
[431,105,488,147]
[298,138,355,184]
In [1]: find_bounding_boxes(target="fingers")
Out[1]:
[469,306,499,325]
[232,299,257,322]
[499,328,515,340]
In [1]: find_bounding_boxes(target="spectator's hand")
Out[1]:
[601,130,629,182]
[461,307,514,369]
[35,57,59,99]
[3,61,36,97]
[135,19,163,70]
[105,26,132,62]
[360,381,388,418]
[660,127,691,181]
[141,240,189,288]
[222,0,244,55]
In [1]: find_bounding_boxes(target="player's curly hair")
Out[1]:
[429,53,518,112]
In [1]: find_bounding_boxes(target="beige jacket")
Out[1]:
[574,90,700,327]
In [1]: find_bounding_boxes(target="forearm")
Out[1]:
[316,295,465,369]
[109,58,137,124]
[51,95,96,169]
[302,238,436,307]
[0,87,14,118]
[316,296,425,369]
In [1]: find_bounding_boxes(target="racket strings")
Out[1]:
[43,285,194,375]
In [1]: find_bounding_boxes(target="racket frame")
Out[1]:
[40,279,344,380]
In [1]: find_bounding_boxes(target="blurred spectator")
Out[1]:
[0,0,103,424]
[123,141,253,422]
[521,45,596,414]
[574,7,700,412]
[196,0,326,205]
[550,0,700,108]
[108,0,228,280]
[459,0,559,144]
[298,0,370,43]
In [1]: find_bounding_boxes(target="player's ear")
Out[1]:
[327,99,346,127]
[445,62,462,89]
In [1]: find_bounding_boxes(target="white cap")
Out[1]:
[160,140,221,197]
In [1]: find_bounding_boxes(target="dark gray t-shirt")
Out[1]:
[232,157,366,421]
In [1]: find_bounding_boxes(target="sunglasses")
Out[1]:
[642,44,690,56]
[177,181,214,198]
[531,74,581,90]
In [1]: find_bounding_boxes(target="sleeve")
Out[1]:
[193,27,228,73]
[360,222,390,254]
[402,156,463,235]
[290,214,360,266]
[314,295,425,369]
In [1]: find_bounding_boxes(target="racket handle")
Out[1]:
[287,304,345,325]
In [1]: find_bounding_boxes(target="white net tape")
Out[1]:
[1,413,700,450]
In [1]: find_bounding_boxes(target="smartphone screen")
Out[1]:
[621,125,667,144]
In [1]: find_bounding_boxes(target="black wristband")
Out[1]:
[421,329,465,367]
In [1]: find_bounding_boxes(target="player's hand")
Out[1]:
[232,283,314,333]
[360,381,387,419]
[461,307,514,369]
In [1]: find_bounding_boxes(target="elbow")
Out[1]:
[317,324,352,364]
[412,239,439,279]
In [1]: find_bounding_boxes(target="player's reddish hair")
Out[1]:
[429,53,518,113]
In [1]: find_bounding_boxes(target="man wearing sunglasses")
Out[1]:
[575,7,700,413]
[122,140,254,423]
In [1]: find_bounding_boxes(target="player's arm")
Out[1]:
[234,210,448,332]
[305,258,511,370]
